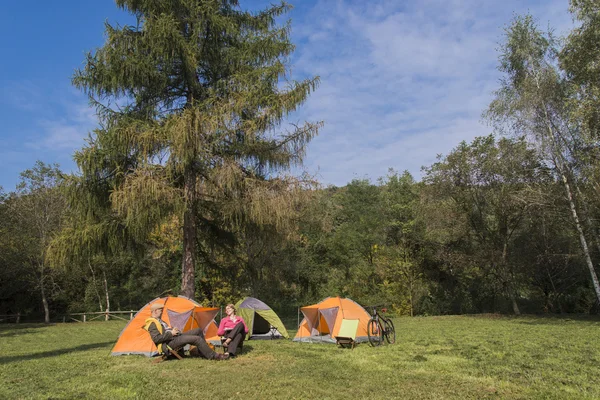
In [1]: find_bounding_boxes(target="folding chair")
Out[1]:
[151,344,184,363]
[335,319,359,349]
[143,323,185,363]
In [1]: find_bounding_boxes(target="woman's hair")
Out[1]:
[226,303,236,313]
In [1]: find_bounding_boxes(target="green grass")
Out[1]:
[1,315,599,399]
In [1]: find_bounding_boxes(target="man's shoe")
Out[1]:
[214,353,230,361]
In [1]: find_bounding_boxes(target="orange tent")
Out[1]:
[292,297,371,343]
[111,296,220,357]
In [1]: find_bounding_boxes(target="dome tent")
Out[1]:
[234,297,289,340]
[111,296,220,357]
[292,296,371,343]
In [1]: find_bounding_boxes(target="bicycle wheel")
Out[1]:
[383,318,395,344]
[367,319,383,346]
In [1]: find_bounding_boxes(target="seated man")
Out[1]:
[145,303,228,360]
[217,303,248,357]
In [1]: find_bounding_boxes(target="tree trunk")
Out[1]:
[573,183,600,257]
[502,241,521,315]
[538,91,600,305]
[103,270,110,321]
[181,166,197,299]
[546,265,564,313]
[510,294,520,315]
[40,264,50,323]
[88,261,104,312]
[560,172,600,303]
[409,279,414,317]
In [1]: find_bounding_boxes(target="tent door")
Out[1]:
[319,307,339,334]
[252,313,271,334]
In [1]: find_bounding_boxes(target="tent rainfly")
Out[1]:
[293,297,371,343]
[234,297,289,340]
[111,296,220,357]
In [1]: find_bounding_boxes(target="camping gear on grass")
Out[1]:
[335,319,360,349]
[111,296,220,357]
[292,296,371,344]
[234,297,289,340]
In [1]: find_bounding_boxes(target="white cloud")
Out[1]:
[0,81,97,189]
[0,0,575,190]
[33,103,97,150]
[0,80,44,111]
[288,0,572,186]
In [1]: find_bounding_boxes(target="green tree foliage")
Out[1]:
[0,189,34,318]
[487,14,600,303]
[324,179,385,301]
[374,170,426,315]
[511,196,591,313]
[1,162,67,322]
[561,0,600,138]
[70,0,320,298]
[280,187,338,307]
[285,175,428,314]
[422,136,550,314]
[560,0,600,286]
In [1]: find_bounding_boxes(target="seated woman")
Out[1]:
[217,303,248,357]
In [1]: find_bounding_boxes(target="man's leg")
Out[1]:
[224,322,245,356]
[168,331,222,360]
[185,328,205,337]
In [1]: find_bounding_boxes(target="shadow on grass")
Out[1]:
[0,323,56,334]
[238,343,253,356]
[215,343,254,357]
[513,316,600,326]
[465,313,600,326]
[0,341,115,364]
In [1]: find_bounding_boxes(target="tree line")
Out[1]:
[1,0,600,321]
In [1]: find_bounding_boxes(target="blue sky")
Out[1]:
[0,0,573,191]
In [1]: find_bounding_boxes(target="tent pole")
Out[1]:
[297,307,300,341]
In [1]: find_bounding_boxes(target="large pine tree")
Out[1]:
[72,0,320,298]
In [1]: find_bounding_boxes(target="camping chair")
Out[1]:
[142,323,185,363]
[335,319,359,349]
[153,344,184,363]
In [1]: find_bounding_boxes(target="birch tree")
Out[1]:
[486,15,600,303]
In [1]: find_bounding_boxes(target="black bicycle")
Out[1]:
[366,305,396,346]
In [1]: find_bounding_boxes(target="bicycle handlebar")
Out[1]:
[363,304,389,313]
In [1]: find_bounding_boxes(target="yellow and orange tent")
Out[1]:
[292,297,371,343]
[111,296,220,357]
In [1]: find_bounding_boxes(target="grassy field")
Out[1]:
[0,315,599,399]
